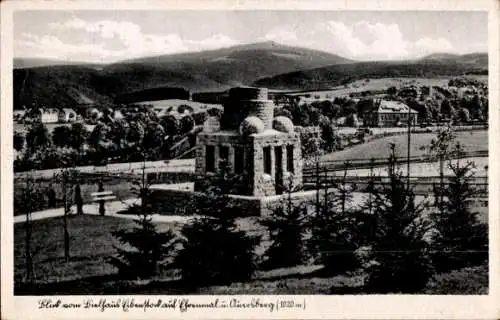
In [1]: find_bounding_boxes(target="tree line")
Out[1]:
[13,106,215,171]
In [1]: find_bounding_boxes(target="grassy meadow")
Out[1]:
[14,207,488,295]
[321,130,488,163]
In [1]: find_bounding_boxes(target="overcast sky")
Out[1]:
[14,10,488,63]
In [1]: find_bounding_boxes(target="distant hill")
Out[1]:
[104,41,353,91]
[13,45,488,109]
[254,54,488,90]
[13,57,103,69]
[13,41,352,109]
[13,65,115,110]
[419,52,487,65]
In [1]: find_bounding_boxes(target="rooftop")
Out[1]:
[377,100,418,114]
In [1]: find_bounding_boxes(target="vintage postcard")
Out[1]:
[1,0,499,319]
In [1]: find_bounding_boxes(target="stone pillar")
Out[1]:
[228,146,235,173]
[270,145,275,178]
[213,145,220,171]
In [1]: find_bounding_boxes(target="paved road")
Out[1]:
[13,198,194,224]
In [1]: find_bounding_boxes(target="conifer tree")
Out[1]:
[109,152,177,279]
[261,175,308,269]
[308,162,360,274]
[354,158,378,246]
[174,161,260,285]
[431,143,488,272]
[364,144,433,293]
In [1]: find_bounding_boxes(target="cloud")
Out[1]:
[186,34,239,51]
[262,20,456,60]
[16,33,123,62]
[263,27,299,42]
[414,37,454,55]
[17,17,239,62]
[16,17,459,62]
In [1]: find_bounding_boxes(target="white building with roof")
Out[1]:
[366,100,418,127]
[38,108,59,124]
[58,108,77,123]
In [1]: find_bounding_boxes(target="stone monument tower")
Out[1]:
[195,87,302,196]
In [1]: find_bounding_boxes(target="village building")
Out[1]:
[58,108,77,123]
[365,100,418,127]
[37,108,59,124]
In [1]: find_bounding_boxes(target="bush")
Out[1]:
[424,263,488,294]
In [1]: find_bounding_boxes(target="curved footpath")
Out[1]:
[13,192,441,224]
[13,197,193,224]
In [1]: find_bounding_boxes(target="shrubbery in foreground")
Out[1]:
[174,162,260,285]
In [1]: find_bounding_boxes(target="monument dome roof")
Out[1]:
[239,116,265,135]
[273,116,295,133]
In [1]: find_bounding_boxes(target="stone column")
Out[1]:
[228,146,235,173]
[213,145,220,171]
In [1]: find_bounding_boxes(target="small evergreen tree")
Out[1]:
[431,143,488,272]
[364,144,433,293]
[109,153,177,279]
[261,175,308,269]
[354,158,378,246]
[174,161,260,286]
[308,162,360,274]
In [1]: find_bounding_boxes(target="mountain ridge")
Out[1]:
[12,42,488,109]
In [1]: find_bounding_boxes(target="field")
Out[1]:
[277,75,488,102]
[286,77,452,100]
[14,214,488,295]
[320,130,488,163]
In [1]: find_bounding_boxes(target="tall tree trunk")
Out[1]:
[25,204,33,282]
[439,153,444,215]
[63,180,70,261]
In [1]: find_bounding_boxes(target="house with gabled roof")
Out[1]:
[365,100,418,127]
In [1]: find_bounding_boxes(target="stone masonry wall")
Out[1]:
[251,132,302,197]
[150,187,319,217]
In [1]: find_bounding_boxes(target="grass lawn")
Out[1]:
[14,211,488,295]
[321,130,488,162]
[14,215,180,284]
